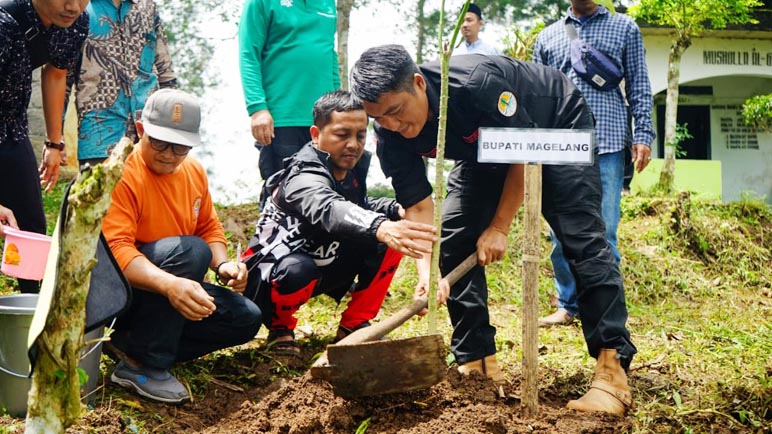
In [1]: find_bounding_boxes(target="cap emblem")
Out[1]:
[172,103,183,124]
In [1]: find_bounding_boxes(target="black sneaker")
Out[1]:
[110,360,190,404]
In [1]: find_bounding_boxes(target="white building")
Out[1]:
[640,8,772,203]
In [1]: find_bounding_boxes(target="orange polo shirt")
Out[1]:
[102,150,227,270]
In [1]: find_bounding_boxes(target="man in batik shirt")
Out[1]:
[74,0,176,168]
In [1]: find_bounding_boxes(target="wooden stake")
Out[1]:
[521,163,542,417]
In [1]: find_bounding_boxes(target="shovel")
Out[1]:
[310,251,478,398]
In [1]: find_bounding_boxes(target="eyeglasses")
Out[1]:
[148,137,192,156]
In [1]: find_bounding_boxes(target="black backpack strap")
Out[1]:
[0,0,50,69]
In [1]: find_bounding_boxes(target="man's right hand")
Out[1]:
[0,205,18,236]
[375,219,436,258]
[250,109,274,145]
[164,277,216,321]
[39,147,62,193]
[412,275,450,317]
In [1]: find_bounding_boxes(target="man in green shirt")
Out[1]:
[238,0,340,182]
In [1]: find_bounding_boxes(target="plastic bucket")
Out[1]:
[0,294,102,417]
[0,294,36,417]
[1,227,52,280]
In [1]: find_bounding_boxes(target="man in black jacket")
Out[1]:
[350,45,636,415]
[242,90,437,355]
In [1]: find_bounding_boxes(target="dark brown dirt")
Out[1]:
[50,340,631,434]
[197,369,631,434]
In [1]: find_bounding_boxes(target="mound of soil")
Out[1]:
[199,368,631,434]
[55,340,631,434]
[43,341,632,434]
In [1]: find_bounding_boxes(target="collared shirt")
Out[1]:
[374,54,594,209]
[75,0,176,160]
[533,6,655,153]
[0,0,87,144]
[454,38,500,56]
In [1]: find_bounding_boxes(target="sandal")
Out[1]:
[266,329,300,356]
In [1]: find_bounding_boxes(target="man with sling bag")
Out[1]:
[533,0,655,330]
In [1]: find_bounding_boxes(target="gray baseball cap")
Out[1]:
[141,88,202,147]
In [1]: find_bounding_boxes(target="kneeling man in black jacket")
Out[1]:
[242,90,437,356]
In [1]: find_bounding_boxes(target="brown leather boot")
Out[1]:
[458,354,505,383]
[567,349,633,415]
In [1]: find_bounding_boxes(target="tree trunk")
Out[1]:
[336,0,354,90]
[415,0,426,63]
[658,36,689,193]
[25,138,133,433]
[428,0,467,332]
[428,0,449,333]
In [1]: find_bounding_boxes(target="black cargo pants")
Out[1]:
[441,157,637,369]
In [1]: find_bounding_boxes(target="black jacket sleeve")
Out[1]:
[281,165,385,242]
[374,126,433,209]
[365,197,401,221]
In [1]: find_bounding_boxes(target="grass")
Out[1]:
[1,181,771,433]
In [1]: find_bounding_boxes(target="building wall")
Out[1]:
[27,73,80,176]
[643,31,772,203]
[644,32,772,95]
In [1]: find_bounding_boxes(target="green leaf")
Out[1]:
[77,367,90,387]
[355,417,371,434]
[53,370,65,380]
[673,390,682,407]
[596,0,616,14]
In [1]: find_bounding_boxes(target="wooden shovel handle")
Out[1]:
[334,251,479,346]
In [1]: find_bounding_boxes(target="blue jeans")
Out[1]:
[114,236,262,369]
[549,150,624,317]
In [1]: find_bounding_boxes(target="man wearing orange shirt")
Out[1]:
[102,89,262,404]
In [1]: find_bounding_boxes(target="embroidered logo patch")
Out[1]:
[498,91,517,117]
[193,198,201,218]
[280,0,293,7]
[171,103,183,124]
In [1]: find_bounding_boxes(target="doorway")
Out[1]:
[656,105,711,160]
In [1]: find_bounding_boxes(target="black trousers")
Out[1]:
[246,241,401,331]
[255,126,311,181]
[0,133,46,293]
[113,236,262,369]
[441,159,637,369]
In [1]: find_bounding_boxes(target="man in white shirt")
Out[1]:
[454,3,499,56]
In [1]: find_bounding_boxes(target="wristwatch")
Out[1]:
[43,139,65,151]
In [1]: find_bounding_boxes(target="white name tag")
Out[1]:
[478,128,595,165]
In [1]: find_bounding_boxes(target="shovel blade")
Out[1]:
[315,334,446,399]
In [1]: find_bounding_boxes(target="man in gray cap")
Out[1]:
[102,88,262,404]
